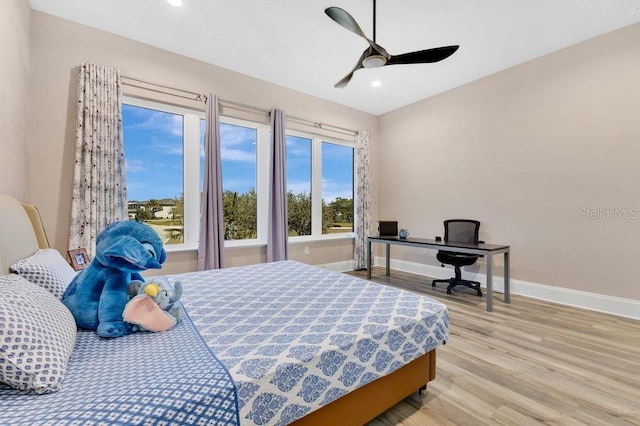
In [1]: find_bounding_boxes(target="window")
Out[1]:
[286,132,354,239]
[123,96,354,250]
[321,141,354,234]
[123,98,202,248]
[286,134,312,237]
[220,121,260,241]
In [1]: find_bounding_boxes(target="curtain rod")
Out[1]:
[121,75,207,102]
[219,99,356,136]
[286,115,357,137]
[122,76,357,136]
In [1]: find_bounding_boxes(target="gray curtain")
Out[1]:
[266,109,288,262]
[69,62,127,258]
[353,129,372,270]
[198,93,225,270]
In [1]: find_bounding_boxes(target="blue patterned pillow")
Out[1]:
[10,249,78,300]
[0,274,77,393]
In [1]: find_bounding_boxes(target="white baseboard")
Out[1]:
[317,260,356,273]
[321,257,640,321]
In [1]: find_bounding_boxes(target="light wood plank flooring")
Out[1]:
[349,267,640,426]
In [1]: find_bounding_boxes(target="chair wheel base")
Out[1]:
[433,277,483,297]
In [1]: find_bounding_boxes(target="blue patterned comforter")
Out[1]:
[163,260,449,425]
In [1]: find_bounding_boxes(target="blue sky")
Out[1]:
[123,104,353,202]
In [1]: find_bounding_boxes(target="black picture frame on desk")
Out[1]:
[68,248,89,271]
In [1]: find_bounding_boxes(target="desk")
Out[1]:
[367,236,510,312]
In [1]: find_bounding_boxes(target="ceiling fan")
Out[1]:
[325,0,459,88]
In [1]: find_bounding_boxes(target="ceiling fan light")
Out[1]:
[362,55,387,68]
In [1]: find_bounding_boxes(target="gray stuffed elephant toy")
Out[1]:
[123,280,183,332]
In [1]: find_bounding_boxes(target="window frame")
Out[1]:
[286,130,355,242]
[123,95,355,253]
[122,96,203,252]
[218,116,270,248]
[319,138,356,237]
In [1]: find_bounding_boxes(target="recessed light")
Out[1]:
[167,0,183,7]
[371,80,381,87]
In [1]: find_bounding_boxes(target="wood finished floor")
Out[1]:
[348,267,640,426]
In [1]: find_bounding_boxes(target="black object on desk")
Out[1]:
[377,220,398,237]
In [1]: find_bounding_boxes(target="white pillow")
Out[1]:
[10,248,78,299]
[0,274,77,393]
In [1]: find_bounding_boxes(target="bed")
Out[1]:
[0,194,449,425]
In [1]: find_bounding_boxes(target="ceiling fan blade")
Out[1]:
[334,73,355,89]
[334,50,367,89]
[325,7,389,58]
[325,7,369,40]
[387,45,459,65]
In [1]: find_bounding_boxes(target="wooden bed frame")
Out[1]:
[293,351,436,425]
[0,195,439,425]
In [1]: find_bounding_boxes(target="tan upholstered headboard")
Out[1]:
[0,195,50,274]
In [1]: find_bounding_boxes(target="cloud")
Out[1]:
[288,180,311,195]
[221,147,255,162]
[220,123,256,147]
[321,177,353,203]
[223,178,256,192]
[322,189,353,203]
[149,137,183,156]
[125,159,146,173]
[123,106,183,137]
[123,106,184,156]
[286,137,311,157]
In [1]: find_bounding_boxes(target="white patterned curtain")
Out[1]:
[69,62,127,258]
[353,129,371,270]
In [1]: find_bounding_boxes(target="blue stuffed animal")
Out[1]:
[62,220,167,338]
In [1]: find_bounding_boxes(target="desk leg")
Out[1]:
[385,244,390,276]
[504,250,510,304]
[486,253,493,312]
[367,240,372,279]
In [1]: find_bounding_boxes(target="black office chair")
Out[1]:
[431,219,483,296]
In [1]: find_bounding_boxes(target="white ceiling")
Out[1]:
[29,0,640,116]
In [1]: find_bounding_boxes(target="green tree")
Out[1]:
[223,189,257,239]
[288,191,312,236]
[329,197,353,224]
[146,199,162,218]
[171,193,184,225]
[321,199,333,233]
[135,208,151,221]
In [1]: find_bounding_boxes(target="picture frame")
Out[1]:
[68,248,89,271]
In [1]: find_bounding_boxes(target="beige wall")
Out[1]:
[378,23,640,301]
[28,11,378,273]
[24,9,640,302]
[0,0,31,200]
